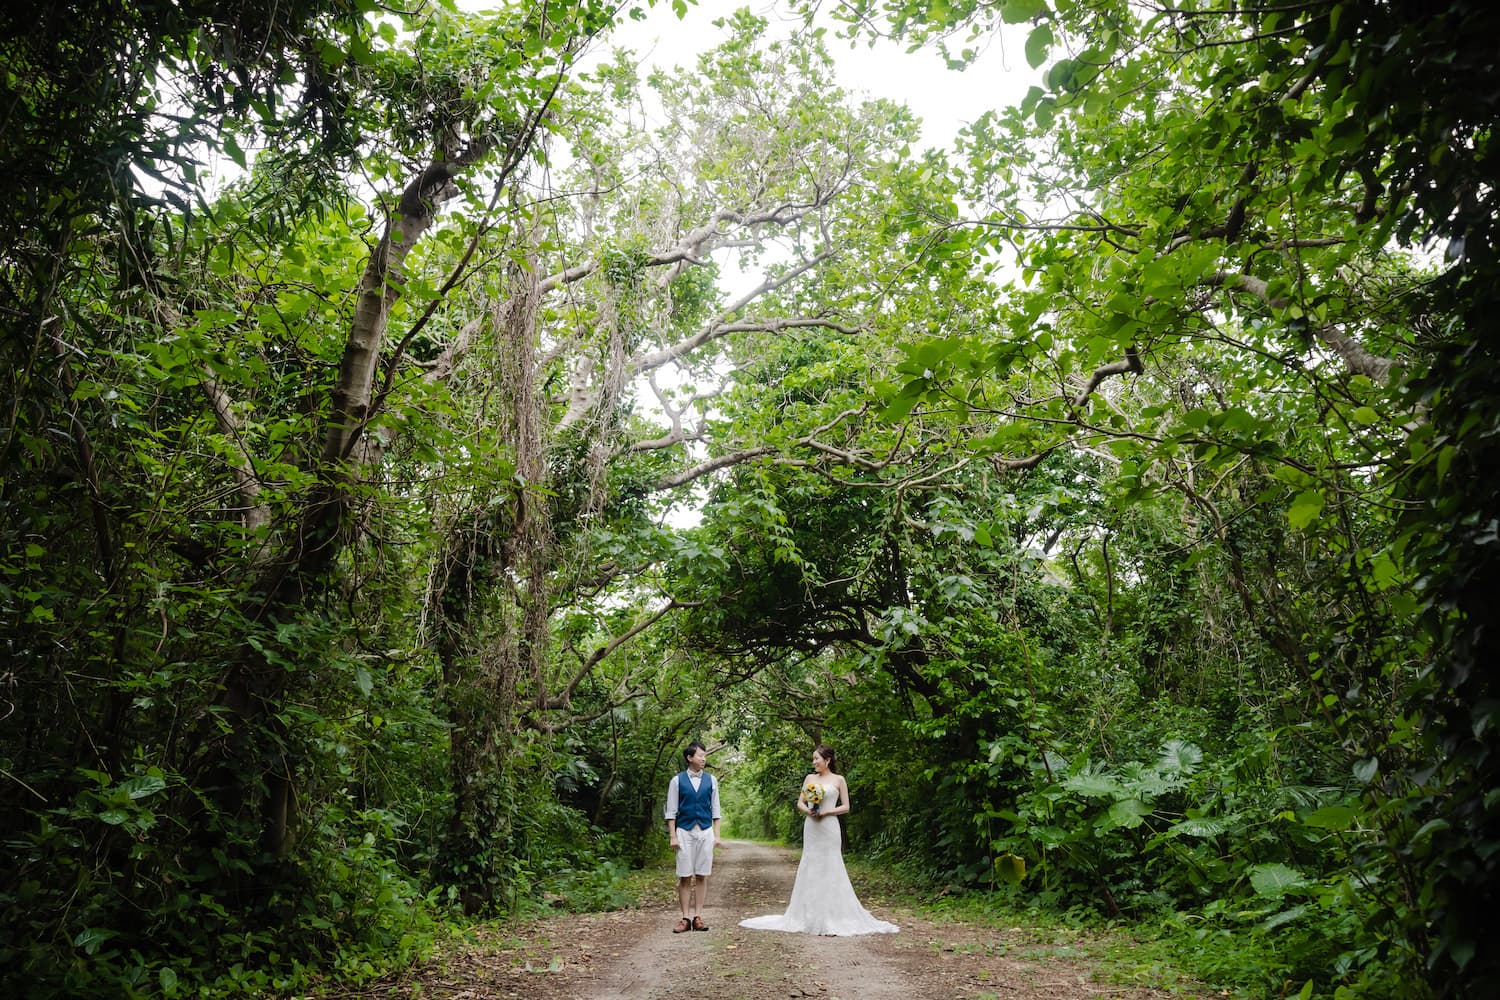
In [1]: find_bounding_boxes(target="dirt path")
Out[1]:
[387,841,1202,1000]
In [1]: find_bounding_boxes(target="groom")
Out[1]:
[664,740,722,933]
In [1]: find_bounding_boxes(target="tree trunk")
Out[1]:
[186,151,477,872]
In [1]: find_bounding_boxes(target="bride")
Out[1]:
[739,745,899,936]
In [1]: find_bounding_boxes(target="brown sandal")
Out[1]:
[673,917,691,934]
[692,916,708,931]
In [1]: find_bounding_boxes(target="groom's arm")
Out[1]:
[665,778,680,848]
[711,775,724,844]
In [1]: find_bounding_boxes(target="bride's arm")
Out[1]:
[831,775,851,816]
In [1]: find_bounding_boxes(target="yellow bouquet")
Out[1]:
[803,781,824,815]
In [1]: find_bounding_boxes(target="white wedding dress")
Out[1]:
[738,783,899,936]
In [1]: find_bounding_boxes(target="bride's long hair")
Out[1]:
[813,744,840,774]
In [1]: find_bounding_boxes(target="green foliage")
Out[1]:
[783,3,1500,992]
[535,859,639,914]
[8,0,1499,997]
[0,0,637,993]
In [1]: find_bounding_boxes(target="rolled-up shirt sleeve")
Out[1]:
[711,775,722,819]
[664,775,679,820]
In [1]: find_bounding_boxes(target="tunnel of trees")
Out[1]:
[2,1,1497,996]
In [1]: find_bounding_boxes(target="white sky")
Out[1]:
[190,1,1032,195]
[589,0,1033,151]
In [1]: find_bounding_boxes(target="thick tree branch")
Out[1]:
[1203,271,1291,308]
[357,69,574,457]
[1314,324,1397,382]
[989,450,1054,472]
[322,149,467,466]
[200,371,270,536]
[1202,272,1396,380]
[1071,346,1143,410]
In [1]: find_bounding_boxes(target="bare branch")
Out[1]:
[967,212,1142,240]
[538,258,598,293]
[537,203,825,294]
[650,447,778,490]
[629,427,707,453]
[715,316,864,336]
[626,373,722,452]
[803,437,885,471]
[643,406,880,490]
[900,455,979,488]
[538,598,694,712]
[630,252,839,376]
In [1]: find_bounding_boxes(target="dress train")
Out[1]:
[738,783,899,936]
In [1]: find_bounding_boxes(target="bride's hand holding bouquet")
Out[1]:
[803,781,824,817]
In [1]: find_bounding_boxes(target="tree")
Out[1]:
[1,0,621,991]
[815,0,1500,992]
[416,10,936,903]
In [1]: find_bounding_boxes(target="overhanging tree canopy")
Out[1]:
[3,1,1497,997]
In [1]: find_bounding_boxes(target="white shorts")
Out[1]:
[675,826,715,877]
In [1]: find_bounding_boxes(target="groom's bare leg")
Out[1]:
[677,876,694,917]
[693,874,709,916]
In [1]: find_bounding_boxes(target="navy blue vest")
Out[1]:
[676,771,714,831]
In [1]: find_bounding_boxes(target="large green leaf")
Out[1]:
[118,771,168,800]
[1287,490,1326,529]
[1101,798,1152,830]
[1156,739,1202,775]
[1025,23,1053,69]
[1259,903,1310,932]
[1166,816,1230,839]
[1064,772,1120,798]
[1249,863,1311,898]
[994,852,1027,884]
[1300,804,1357,831]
